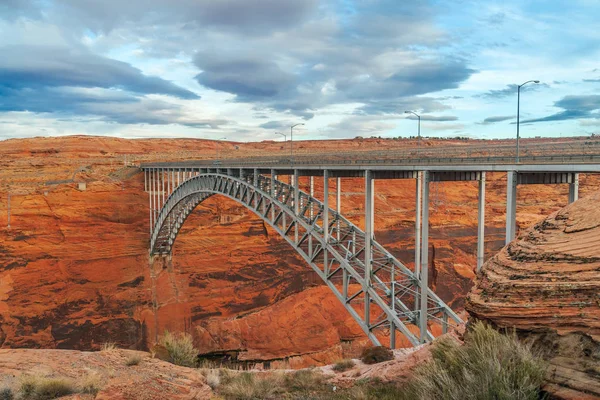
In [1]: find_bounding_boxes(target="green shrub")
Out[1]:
[19,376,75,400]
[158,331,198,367]
[404,321,547,400]
[332,359,355,372]
[360,346,394,365]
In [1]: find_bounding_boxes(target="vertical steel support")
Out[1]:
[390,263,396,349]
[415,172,422,278]
[253,169,259,209]
[477,172,486,272]
[323,170,329,274]
[568,173,579,204]
[419,171,430,344]
[161,169,165,209]
[294,169,299,244]
[271,169,276,221]
[153,168,157,230]
[144,169,148,192]
[171,169,175,193]
[506,171,517,244]
[364,170,373,327]
[336,177,341,241]
[309,176,314,257]
[414,172,422,313]
[148,170,152,234]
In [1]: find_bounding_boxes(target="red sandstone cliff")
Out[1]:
[466,191,600,398]
[0,136,598,367]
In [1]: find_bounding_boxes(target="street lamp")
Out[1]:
[215,137,226,163]
[290,123,304,165]
[516,80,540,163]
[275,132,287,142]
[405,110,421,155]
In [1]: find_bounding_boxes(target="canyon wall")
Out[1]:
[0,136,598,367]
[466,190,600,398]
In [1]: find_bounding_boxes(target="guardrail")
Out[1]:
[141,152,600,169]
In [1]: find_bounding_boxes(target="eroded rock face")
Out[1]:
[1,136,598,368]
[466,191,600,398]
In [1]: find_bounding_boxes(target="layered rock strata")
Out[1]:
[467,191,600,398]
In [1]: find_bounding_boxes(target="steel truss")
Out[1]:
[149,172,462,347]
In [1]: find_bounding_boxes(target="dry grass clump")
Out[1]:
[332,359,355,373]
[283,369,325,392]
[203,369,221,390]
[217,371,285,400]
[404,321,546,400]
[18,375,75,399]
[79,372,103,395]
[360,346,394,365]
[100,342,117,352]
[158,331,198,367]
[213,368,326,399]
[125,354,143,366]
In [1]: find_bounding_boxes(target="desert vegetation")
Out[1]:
[156,331,198,367]
[360,346,394,364]
[401,321,546,400]
[15,372,103,400]
[125,354,143,366]
[332,359,355,372]
[197,322,546,400]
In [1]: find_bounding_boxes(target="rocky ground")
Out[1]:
[0,342,438,399]
[0,135,598,367]
[0,348,212,399]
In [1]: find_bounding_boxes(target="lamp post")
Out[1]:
[215,137,226,163]
[275,132,287,142]
[516,80,539,163]
[290,123,304,165]
[405,111,421,156]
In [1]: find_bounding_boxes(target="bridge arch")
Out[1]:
[150,172,461,347]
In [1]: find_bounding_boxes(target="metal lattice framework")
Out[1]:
[150,172,461,347]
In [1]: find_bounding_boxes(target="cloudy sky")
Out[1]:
[1,0,599,141]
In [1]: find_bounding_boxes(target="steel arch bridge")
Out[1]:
[146,170,462,348]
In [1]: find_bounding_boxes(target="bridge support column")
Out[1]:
[415,172,422,278]
[161,168,166,209]
[414,171,422,313]
[148,169,153,234]
[419,171,430,344]
[336,177,341,241]
[477,172,486,272]
[253,169,259,209]
[364,170,373,328]
[309,176,314,257]
[270,169,276,220]
[152,168,157,230]
[294,169,299,244]
[323,170,329,275]
[506,171,518,244]
[569,173,579,203]
[144,169,148,192]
